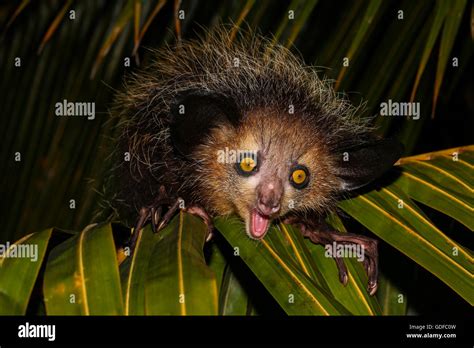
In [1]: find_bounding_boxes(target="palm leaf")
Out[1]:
[218,263,250,315]
[396,151,473,230]
[119,225,156,315]
[339,179,473,305]
[43,223,124,315]
[91,0,134,78]
[0,229,52,314]
[377,273,408,315]
[335,0,383,89]
[433,0,467,116]
[410,0,450,101]
[215,217,351,315]
[145,212,218,315]
[37,0,73,54]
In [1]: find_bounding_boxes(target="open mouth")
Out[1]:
[248,209,271,239]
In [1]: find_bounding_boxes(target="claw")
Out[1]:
[368,280,378,296]
[185,205,214,243]
[127,186,179,256]
[157,198,182,231]
[127,207,150,252]
[150,206,162,233]
[205,230,214,242]
[334,256,349,286]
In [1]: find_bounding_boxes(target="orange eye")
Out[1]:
[290,165,309,189]
[239,157,256,172]
[292,169,306,184]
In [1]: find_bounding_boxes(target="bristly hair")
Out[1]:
[104,26,373,224]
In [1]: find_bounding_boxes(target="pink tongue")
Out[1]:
[251,210,270,239]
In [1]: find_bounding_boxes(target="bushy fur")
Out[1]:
[106,27,372,224]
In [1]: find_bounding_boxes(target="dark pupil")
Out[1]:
[240,153,256,164]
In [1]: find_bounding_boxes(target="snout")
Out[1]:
[256,180,283,216]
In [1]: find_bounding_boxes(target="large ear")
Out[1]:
[337,138,403,191]
[169,90,241,158]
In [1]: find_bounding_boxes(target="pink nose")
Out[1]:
[256,178,282,216]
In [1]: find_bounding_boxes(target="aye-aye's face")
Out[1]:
[194,110,340,239]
